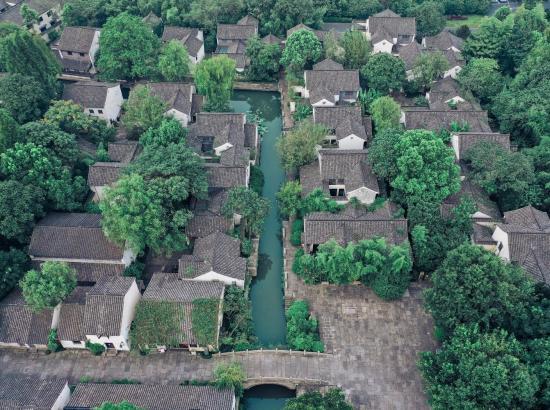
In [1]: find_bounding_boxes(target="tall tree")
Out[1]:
[0,180,44,243]
[122,85,168,138]
[411,52,449,91]
[0,109,20,153]
[0,73,49,124]
[412,1,446,38]
[194,55,236,112]
[19,121,79,166]
[341,30,370,69]
[139,119,188,147]
[97,12,160,80]
[369,96,401,133]
[276,120,326,172]
[457,58,504,103]
[222,186,269,238]
[360,53,405,94]
[265,0,325,36]
[280,29,322,77]
[323,30,345,64]
[158,40,190,81]
[524,136,550,212]
[0,248,29,300]
[462,17,511,62]
[245,36,281,81]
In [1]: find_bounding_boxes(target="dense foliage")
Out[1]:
[213,362,246,397]
[284,388,353,410]
[245,36,281,81]
[0,249,29,300]
[277,183,341,220]
[0,73,48,124]
[94,402,144,410]
[158,40,190,81]
[192,298,221,349]
[286,300,324,352]
[369,96,401,132]
[222,186,269,238]
[360,53,405,95]
[220,285,257,351]
[281,29,322,77]
[277,120,327,172]
[195,55,236,112]
[122,86,168,138]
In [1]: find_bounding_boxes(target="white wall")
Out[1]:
[166,108,189,127]
[195,44,205,64]
[311,99,335,107]
[52,383,71,410]
[60,340,86,349]
[338,134,365,150]
[102,86,123,123]
[29,8,57,36]
[347,187,377,205]
[122,248,136,267]
[193,271,245,288]
[451,133,460,159]
[492,226,510,261]
[119,281,141,348]
[372,40,393,54]
[443,65,462,79]
[90,30,100,65]
[215,142,233,156]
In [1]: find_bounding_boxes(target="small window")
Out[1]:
[38,16,43,22]
[89,109,94,113]
[67,51,73,56]
[47,11,52,17]
[328,178,336,185]
[497,242,503,252]
[97,109,103,114]
[79,52,85,57]
[72,340,81,344]
[200,136,214,154]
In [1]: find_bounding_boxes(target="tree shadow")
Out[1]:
[255,253,273,280]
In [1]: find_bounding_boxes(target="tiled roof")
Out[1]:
[313,58,344,71]
[441,179,500,221]
[373,9,400,18]
[397,41,423,70]
[143,273,224,302]
[335,117,368,141]
[59,58,92,74]
[305,69,360,95]
[454,132,510,157]
[58,26,97,53]
[179,232,246,281]
[107,140,139,163]
[0,376,67,410]
[368,11,416,39]
[0,0,59,26]
[31,261,124,284]
[309,85,335,105]
[188,112,246,155]
[29,213,125,262]
[67,383,234,410]
[217,51,248,70]
[185,213,232,238]
[238,15,259,27]
[403,109,491,133]
[303,202,408,246]
[205,164,248,188]
[146,82,195,116]
[87,161,125,187]
[286,23,325,40]
[424,30,464,51]
[502,206,550,232]
[62,81,118,109]
[440,49,464,68]
[313,106,362,129]
[161,27,204,57]
[261,33,282,45]
[427,77,476,110]
[217,24,257,40]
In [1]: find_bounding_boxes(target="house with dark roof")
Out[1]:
[300,149,379,205]
[0,289,54,349]
[62,81,123,123]
[107,140,139,163]
[422,30,464,53]
[186,189,234,239]
[0,376,70,410]
[439,48,465,79]
[54,26,100,75]
[303,202,408,252]
[441,179,501,223]
[140,273,225,352]
[402,108,492,133]
[262,33,282,46]
[0,0,61,41]
[451,132,510,161]
[492,206,550,285]
[144,82,201,127]
[66,383,235,410]
[425,77,472,111]
[215,15,258,72]
[55,277,140,351]
[313,106,371,149]
[296,59,360,107]
[363,9,416,54]
[28,213,135,280]
[161,26,205,64]
[396,41,424,79]
[178,232,246,287]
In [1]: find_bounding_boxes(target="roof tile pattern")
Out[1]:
[0,376,67,410]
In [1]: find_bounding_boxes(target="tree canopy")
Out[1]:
[194,55,236,112]
[457,57,504,103]
[122,85,168,138]
[94,401,144,410]
[284,388,353,410]
[411,52,449,91]
[245,35,281,81]
[277,120,326,172]
[412,1,446,38]
[0,248,29,300]
[360,53,406,95]
[158,40,190,81]
[281,29,322,77]
[0,73,49,124]
[286,299,324,352]
[370,96,401,133]
[222,186,269,238]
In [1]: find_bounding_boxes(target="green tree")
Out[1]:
[213,362,246,397]
[158,40,190,81]
[266,0,325,36]
[94,401,144,410]
[286,299,324,352]
[0,180,44,242]
[368,127,402,180]
[360,53,405,95]
[457,58,504,103]
[0,29,60,98]
[424,244,535,338]
[412,1,446,38]
[97,12,160,80]
[0,73,48,124]
[524,135,550,211]
[462,17,511,62]
[370,96,401,133]
[61,0,107,27]
[222,186,269,238]
[276,180,302,218]
[277,120,326,172]
[220,285,256,350]
[419,325,538,410]
[122,85,168,138]
[20,4,39,25]
[284,388,353,410]
[411,52,449,91]
[195,55,236,112]
[323,30,345,64]
[139,119,187,147]
[245,35,281,81]
[341,30,371,69]
[0,109,20,153]
[0,248,29,300]
[20,121,79,166]
[281,29,322,76]
[524,337,550,409]
[20,261,77,311]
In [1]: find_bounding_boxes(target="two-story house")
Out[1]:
[144,82,202,127]
[62,81,123,123]
[313,106,371,149]
[215,15,258,72]
[364,9,416,54]
[54,26,100,75]
[161,26,205,64]
[0,0,60,40]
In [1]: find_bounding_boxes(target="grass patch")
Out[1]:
[192,298,221,348]
[446,15,488,29]
[130,300,184,351]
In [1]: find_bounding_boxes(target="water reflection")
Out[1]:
[243,385,295,410]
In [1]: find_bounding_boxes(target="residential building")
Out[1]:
[302,201,408,252]
[286,23,326,41]
[54,26,100,75]
[492,206,550,285]
[440,48,465,79]
[422,30,464,52]
[186,189,234,239]
[441,179,501,224]
[141,273,225,352]
[402,108,492,133]
[107,140,139,163]
[261,33,282,46]
[300,149,379,205]
[161,26,205,64]
[313,106,371,149]
[215,15,258,72]
[66,383,236,410]
[364,9,416,54]
[0,0,60,40]
[179,232,246,288]
[396,41,424,80]
[145,82,202,127]
[0,376,70,410]
[426,77,472,111]
[451,132,510,161]
[56,277,141,351]
[62,81,123,123]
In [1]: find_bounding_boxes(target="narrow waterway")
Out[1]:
[230,90,287,347]
[242,385,295,410]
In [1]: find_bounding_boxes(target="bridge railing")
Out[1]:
[216,348,332,357]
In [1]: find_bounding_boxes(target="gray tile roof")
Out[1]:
[441,49,465,68]
[87,161,125,187]
[107,140,139,163]
[29,213,125,262]
[59,57,92,74]
[335,117,368,141]
[143,273,224,302]
[441,178,501,221]
[368,10,416,41]
[186,213,233,239]
[427,77,477,110]
[0,376,67,410]
[205,164,248,188]
[305,69,360,96]
[31,261,124,284]
[0,289,53,346]
[313,106,362,129]
[262,33,282,45]
[0,0,59,26]
[454,132,510,157]
[397,41,423,70]
[313,58,344,71]
[62,81,118,109]
[146,82,194,116]
[403,109,492,133]
[179,232,246,281]
[67,383,234,410]
[189,112,247,153]
[303,201,408,246]
[58,26,97,53]
[424,30,464,51]
[217,24,257,40]
[161,26,204,57]
[238,15,259,27]
[286,23,325,41]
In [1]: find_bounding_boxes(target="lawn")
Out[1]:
[445,14,488,29]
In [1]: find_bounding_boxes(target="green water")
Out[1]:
[242,385,295,410]
[230,90,287,346]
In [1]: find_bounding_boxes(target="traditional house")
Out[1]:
[66,383,236,410]
[186,189,234,239]
[107,140,139,163]
[422,30,464,52]
[441,179,501,224]
[296,59,360,106]
[313,106,371,149]
[300,149,379,205]
[28,213,135,281]
[0,376,70,410]
[440,49,465,79]
[261,33,283,46]
[62,81,123,123]
[0,0,60,40]
[0,288,54,349]
[426,77,472,110]
[286,23,326,41]
[54,26,100,75]
[364,9,416,54]
[216,15,258,72]
[451,132,510,161]
[178,232,246,288]
[492,206,550,285]
[145,82,202,127]
[161,26,205,64]
[140,273,225,352]
[303,201,408,252]
[56,277,141,351]
[402,109,492,133]
[396,41,424,80]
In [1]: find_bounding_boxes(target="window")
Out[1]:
[497,242,503,252]
[200,136,214,154]
[67,51,73,56]
[329,187,345,197]
[89,109,94,113]
[47,10,52,17]
[105,342,115,349]
[79,52,85,57]
[72,340,82,344]
[97,109,103,114]
[38,16,43,22]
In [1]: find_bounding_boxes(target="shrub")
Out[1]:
[220,286,257,351]
[122,261,144,280]
[286,300,324,352]
[292,102,313,122]
[290,218,303,246]
[85,340,105,355]
[240,238,253,257]
[213,362,246,397]
[47,329,62,352]
[249,165,264,195]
